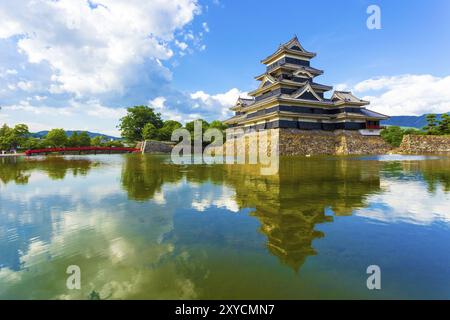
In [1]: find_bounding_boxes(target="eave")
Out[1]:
[224,114,245,125]
[310,83,333,92]
[248,81,303,97]
[240,95,336,114]
[335,111,389,121]
[266,63,323,76]
[238,111,333,125]
[254,65,323,81]
[261,48,316,65]
[333,100,370,107]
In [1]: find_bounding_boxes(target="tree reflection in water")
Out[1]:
[0,156,98,185]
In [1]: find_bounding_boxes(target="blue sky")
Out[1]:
[0,0,449,136]
[177,0,450,91]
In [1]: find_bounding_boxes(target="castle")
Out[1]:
[224,36,388,135]
[223,36,391,156]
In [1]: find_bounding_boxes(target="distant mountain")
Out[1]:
[31,130,120,140]
[382,113,449,129]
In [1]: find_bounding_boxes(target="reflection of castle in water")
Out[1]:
[221,159,383,271]
[120,155,384,272]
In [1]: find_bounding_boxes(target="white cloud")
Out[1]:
[0,0,242,134]
[184,32,195,41]
[34,95,47,101]
[0,0,220,134]
[1,100,127,136]
[0,68,18,78]
[190,88,248,118]
[0,85,242,136]
[145,88,249,125]
[191,198,211,212]
[334,83,349,91]
[149,96,167,110]
[191,186,239,213]
[15,81,40,92]
[175,40,188,51]
[0,0,201,96]
[348,74,450,116]
[82,102,127,119]
[356,179,450,225]
[148,96,192,123]
[202,22,210,33]
[0,9,21,38]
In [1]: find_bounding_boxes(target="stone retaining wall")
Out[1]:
[334,130,392,155]
[223,129,392,156]
[279,129,335,155]
[279,129,391,155]
[141,140,175,153]
[139,133,450,156]
[399,134,450,154]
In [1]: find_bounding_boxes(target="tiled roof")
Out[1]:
[261,36,316,64]
[238,97,255,106]
[360,108,389,119]
[332,91,367,103]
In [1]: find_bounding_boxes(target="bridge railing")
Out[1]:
[25,146,140,156]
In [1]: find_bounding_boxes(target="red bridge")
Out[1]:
[25,146,140,156]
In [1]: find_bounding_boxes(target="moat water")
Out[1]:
[0,154,449,299]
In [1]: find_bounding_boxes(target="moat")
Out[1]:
[0,154,449,299]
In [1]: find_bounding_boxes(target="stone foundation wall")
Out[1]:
[141,140,174,153]
[334,130,392,155]
[223,129,392,156]
[279,129,336,155]
[279,129,391,156]
[399,134,450,154]
[223,129,278,158]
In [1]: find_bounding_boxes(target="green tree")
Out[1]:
[13,124,29,138]
[118,106,163,142]
[380,126,405,147]
[91,136,103,146]
[12,124,30,149]
[403,128,424,135]
[209,120,227,141]
[45,129,68,147]
[185,119,209,141]
[438,114,450,135]
[68,132,80,147]
[0,124,10,137]
[22,137,46,150]
[78,131,91,146]
[0,123,30,150]
[158,120,182,141]
[185,119,209,132]
[424,114,439,135]
[0,124,12,150]
[209,120,227,132]
[142,123,159,140]
[105,140,124,147]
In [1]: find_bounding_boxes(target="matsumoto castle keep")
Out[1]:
[224,36,388,135]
